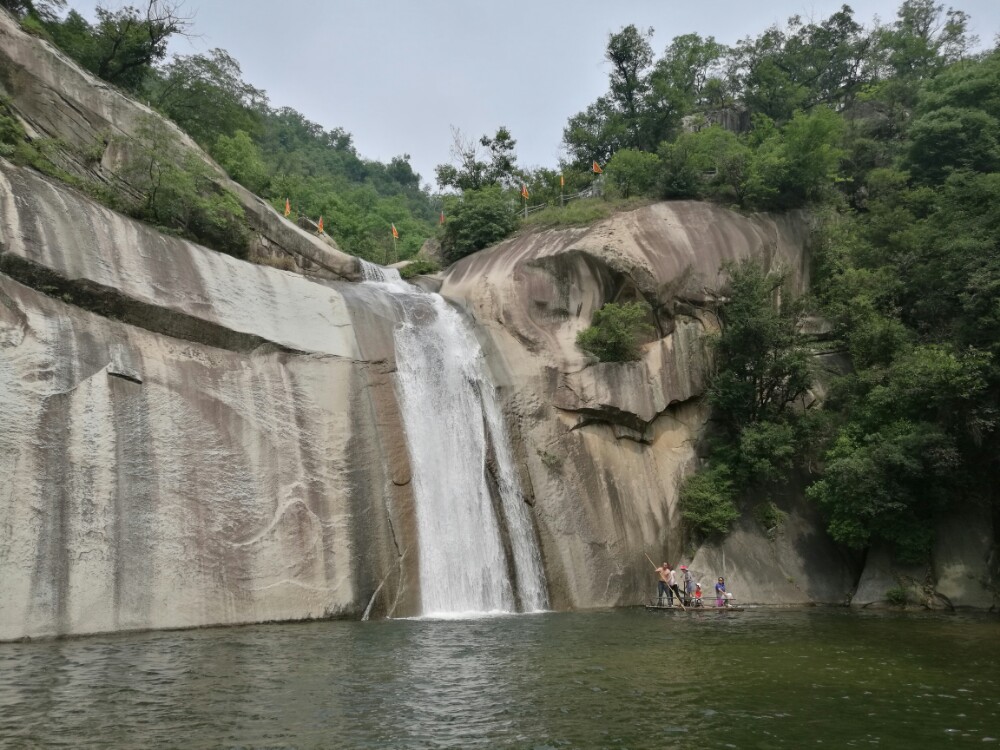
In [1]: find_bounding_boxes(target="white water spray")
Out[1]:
[359,260,548,615]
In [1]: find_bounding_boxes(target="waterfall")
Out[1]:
[359,260,548,616]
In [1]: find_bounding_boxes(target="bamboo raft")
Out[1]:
[644,601,745,613]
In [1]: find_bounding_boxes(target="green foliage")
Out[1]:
[435,126,519,191]
[399,259,440,279]
[653,110,844,210]
[754,500,786,529]
[805,48,1000,564]
[213,130,269,195]
[576,300,654,362]
[151,49,267,150]
[47,4,189,93]
[885,586,909,606]
[117,117,249,257]
[604,148,660,198]
[0,0,63,21]
[680,464,740,537]
[18,12,51,37]
[29,6,436,263]
[709,260,812,435]
[439,187,519,262]
[0,101,26,148]
[806,421,955,562]
[679,259,816,540]
[906,106,1000,183]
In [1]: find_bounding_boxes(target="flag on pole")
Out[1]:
[317,216,324,233]
[521,183,529,200]
[592,161,603,174]
[439,210,445,225]
[391,223,399,239]
[560,174,565,188]
[284,198,291,217]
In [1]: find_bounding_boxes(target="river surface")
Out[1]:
[1,608,998,749]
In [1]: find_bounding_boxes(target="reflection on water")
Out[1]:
[1,609,999,748]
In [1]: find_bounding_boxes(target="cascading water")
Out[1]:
[359,260,548,616]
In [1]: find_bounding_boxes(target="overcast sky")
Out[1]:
[70,1,1000,189]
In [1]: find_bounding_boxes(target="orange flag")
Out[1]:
[592,161,603,174]
[521,184,529,200]
[439,211,445,225]
[284,198,291,217]
[317,216,324,233]
[391,223,399,239]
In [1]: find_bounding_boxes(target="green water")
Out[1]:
[1,608,998,749]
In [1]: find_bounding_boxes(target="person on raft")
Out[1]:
[693,583,704,606]
[668,566,682,605]
[715,577,735,607]
[655,563,673,605]
[680,565,693,605]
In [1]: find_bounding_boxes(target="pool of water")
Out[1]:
[1,608,999,749]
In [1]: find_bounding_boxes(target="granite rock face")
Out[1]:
[0,160,421,640]
[438,202,864,609]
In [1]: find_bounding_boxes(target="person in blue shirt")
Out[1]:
[715,577,727,607]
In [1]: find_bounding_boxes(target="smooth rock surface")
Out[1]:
[0,166,420,641]
[439,203,859,608]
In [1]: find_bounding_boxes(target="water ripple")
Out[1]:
[1,609,998,748]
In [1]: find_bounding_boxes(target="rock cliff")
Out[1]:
[439,203,865,609]
[0,159,425,640]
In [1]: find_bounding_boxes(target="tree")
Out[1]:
[649,33,728,112]
[151,49,267,148]
[49,2,191,92]
[576,300,654,362]
[679,464,739,537]
[709,260,811,438]
[213,130,269,195]
[730,7,873,122]
[0,0,64,20]
[906,107,1000,183]
[562,96,628,167]
[435,126,519,191]
[439,187,519,262]
[604,148,659,198]
[606,25,655,131]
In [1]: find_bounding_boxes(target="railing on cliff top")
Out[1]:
[520,184,601,217]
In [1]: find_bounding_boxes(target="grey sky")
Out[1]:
[73,1,1000,189]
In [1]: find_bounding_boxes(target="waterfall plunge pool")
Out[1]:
[2,608,998,748]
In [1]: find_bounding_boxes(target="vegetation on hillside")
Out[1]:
[1,0,437,261]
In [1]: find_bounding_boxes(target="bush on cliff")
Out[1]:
[576,301,655,362]
[679,464,739,537]
[117,117,250,257]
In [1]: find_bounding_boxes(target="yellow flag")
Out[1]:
[317,216,324,233]
[521,184,529,200]
[560,174,565,188]
[284,198,291,217]
[391,223,399,239]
